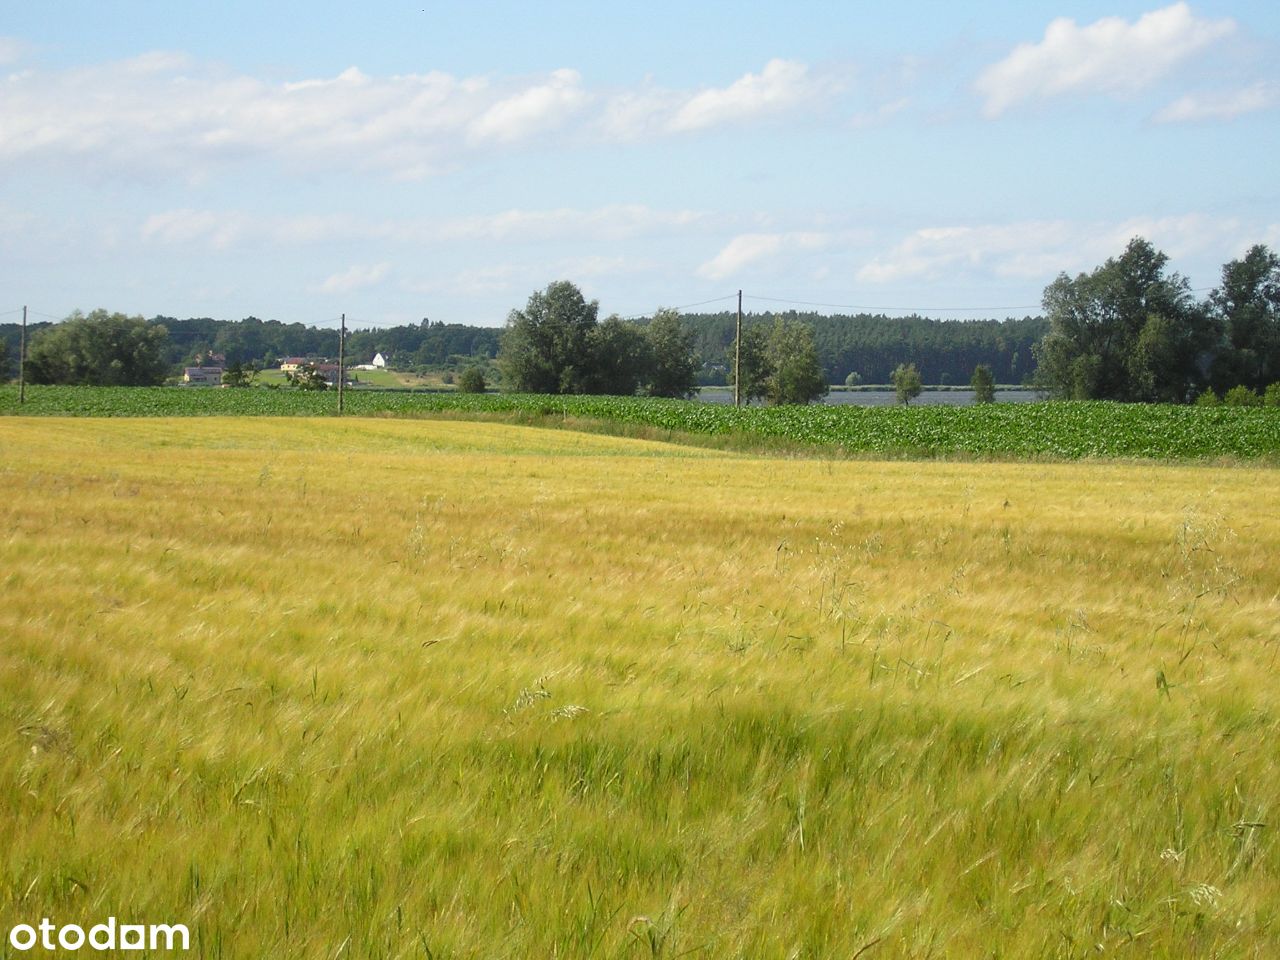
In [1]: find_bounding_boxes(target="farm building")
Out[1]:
[182,366,224,386]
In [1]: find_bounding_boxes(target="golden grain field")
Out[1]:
[1,416,1277,958]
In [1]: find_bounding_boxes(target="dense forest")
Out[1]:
[680,312,1045,385]
[1,311,1043,386]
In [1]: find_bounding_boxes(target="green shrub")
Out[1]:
[1265,383,1280,407]
[1223,385,1262,407]
[458,366,487,394]
[891,363,922,406]
[1194,388,1220,407]
[971,364,996,403]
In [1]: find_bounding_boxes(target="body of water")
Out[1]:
[697,388,1042,407]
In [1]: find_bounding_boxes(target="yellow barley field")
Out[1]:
[1,416,1278,958]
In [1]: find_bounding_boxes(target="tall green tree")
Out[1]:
[728,319,828,405]
[584,316,652,395]
[645,308,699,399]
[1034,238,1213,402]
[499,281,600,394]
[728,325,771,404]
[765,318,828,405]
[892,362,923,405]
[26,310,170,386]
[970,364,995,403]
[1209,244,1280,392]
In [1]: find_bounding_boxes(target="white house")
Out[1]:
[183,366,224,386]
[372,352,387,368]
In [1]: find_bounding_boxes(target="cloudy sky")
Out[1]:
[2,1,1278,328]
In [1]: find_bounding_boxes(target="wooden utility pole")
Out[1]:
[733,290,742,407]
[18,305,26,404]
[337,313,345,414]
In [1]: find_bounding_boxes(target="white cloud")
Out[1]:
[856,214,1255,286]
[697,232,828,280]
[403,264,524,298]
[136,204,709,251]
[669,59,823,133]
[438,205,707,243]
[468,68,587,143]
[1154,82,1279,122]
[318,263,390,295]
[141,209,251,249]
[557,254,655,279]
[0,51,834,179]
[0,36,27,65]
[975,3,1235,117]
[598,59,838,140]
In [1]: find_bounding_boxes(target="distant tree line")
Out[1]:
[683,312,1045,387]
[2,308,1046,388]
[148,315,502,371]
[7,238,1278,404]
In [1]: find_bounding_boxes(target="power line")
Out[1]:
[614,293,740,321]
[743,294,1042,314]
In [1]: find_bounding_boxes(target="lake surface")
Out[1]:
[696,389,1042,407]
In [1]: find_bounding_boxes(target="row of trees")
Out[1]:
[10,239,1278,404]
[2,309,1047,388]
[499,281,699,398]
[1036,239,1280,401]
[682,312,1044,386]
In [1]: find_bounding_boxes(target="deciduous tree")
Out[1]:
[645,308,699,399]
[892,362,923,405]
[728,325,772,404]
[1209,244,1280,393]
[971,364,995,403]
[765,318,828,405]
[499,281,599,394]
[1034,238,1213,402]
[26,310,169,386]
[457,366,487,393]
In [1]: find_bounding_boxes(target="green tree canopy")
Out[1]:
[1034,238,1213,402]
[891,362,923,405]
[26,310,170,386]
[499,281,600,394]
[970,364,995,403]
[765,318,828,405]
[728,324,771,404]
[221,361,258,388]
[1209,244,1280,393]
[457,365,487,394]
[729,319,828,405]
[584,316,652,395]
[645,308,699,399]
[499,284,701,397]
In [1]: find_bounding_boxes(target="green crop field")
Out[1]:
[1,415,1277,958]
[4,385,1280,460]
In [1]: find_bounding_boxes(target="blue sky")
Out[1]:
[2,1,1278,329]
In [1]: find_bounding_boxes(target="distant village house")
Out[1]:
[183,366,224,386]
[353,352,388,372]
